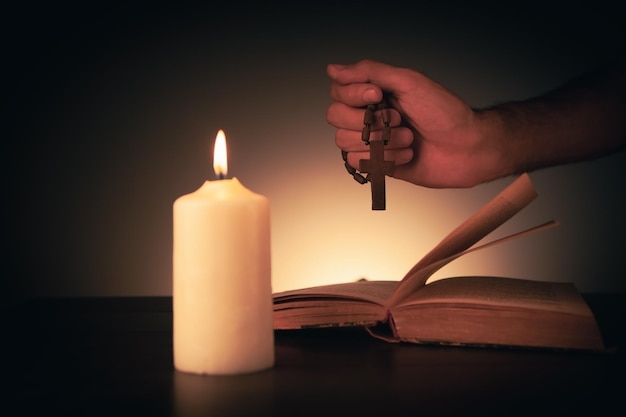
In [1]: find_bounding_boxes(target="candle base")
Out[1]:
[174,358,274,376]
[173,317,275,376]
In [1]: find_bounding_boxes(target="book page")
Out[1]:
[387,275,604,351]
[387,173,547,307]
[386,220,558,307]
[395,276,589,315]
[273,280,397,306]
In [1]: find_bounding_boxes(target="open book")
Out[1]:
[273,173,605,351]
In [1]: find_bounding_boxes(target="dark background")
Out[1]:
[5,1,625,307]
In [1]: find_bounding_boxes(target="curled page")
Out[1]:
[387,173,545,306]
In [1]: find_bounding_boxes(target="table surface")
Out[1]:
[5,294,625,417]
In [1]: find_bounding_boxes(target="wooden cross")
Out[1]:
[359,138,395,210]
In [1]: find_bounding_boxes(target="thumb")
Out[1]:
[328,60,416,101]
[327,60,387,81]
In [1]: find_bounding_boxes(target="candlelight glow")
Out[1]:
[213,129,228,178]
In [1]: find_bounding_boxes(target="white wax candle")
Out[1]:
[173,177,274,375]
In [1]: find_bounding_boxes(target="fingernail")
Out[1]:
[363,88,380,103]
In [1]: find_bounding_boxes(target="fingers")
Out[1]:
[344,148,415,170]
[327,60,418,102]
[328,61,392,107]
[327,60,399,86]
[328,60,418,172]
[329,83,383,107]
[335,126,414,151]
[327,102,403,130]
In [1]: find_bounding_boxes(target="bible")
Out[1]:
[273,173,605,351]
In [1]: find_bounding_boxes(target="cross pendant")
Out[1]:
[359,138,394,210]
[341,101,395,210]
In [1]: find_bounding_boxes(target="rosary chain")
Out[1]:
[342,100,391,184]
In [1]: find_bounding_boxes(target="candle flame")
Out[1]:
[213,129,228,179]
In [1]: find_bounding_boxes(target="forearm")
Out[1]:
[476,54,626,179]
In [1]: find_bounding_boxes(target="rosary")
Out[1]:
[341,100,395,210]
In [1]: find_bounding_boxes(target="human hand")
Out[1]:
[326,59,503,188]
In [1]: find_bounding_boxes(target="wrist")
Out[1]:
[471,108,524,183]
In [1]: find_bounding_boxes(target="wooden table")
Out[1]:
[5,294,625,416]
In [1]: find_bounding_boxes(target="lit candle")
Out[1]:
[173,129,274,375]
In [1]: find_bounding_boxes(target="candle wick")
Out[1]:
[218,173,225,180]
